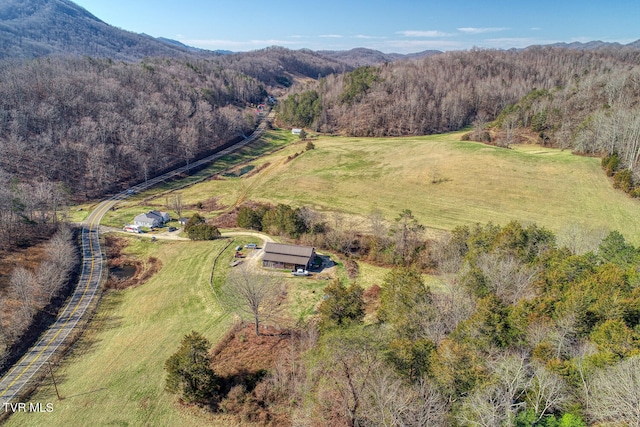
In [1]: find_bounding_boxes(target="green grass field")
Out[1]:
[5,234,330,427]
[5,238,237,427]
[153,131,640,244]
[12,129,640,426]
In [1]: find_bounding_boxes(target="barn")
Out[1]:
[262,242,315,271]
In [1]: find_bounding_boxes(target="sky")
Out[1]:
[71,0,640,54]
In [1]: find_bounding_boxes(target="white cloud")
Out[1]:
[398,30,452,37]
[355,34,387,40]
[319,34,343,38]
[458,27,508,34]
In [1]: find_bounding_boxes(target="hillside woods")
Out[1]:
[279,47,640,187]
[5,46,640,204]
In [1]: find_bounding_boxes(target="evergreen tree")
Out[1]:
[318,279,365,330]
[165,331,219,404]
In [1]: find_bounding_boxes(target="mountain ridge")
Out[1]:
[0,0,205,60]
[3,0,640,65]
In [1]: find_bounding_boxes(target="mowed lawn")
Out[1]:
[5,238,236,427]
[176,132,640,244]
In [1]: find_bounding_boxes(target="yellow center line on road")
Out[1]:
[0,200,111,399]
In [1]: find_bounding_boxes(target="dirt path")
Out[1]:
[103,227,274,243]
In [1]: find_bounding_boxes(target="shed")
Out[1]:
[291,128,302,135]
[262,242,315,270]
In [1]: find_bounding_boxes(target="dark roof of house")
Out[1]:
[262,242,315,266]
[134,210,168,223]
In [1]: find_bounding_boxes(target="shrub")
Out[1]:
[613,169,633,193]
[184,213,206,231]
[601,152,620,177]
[187,223,221,240]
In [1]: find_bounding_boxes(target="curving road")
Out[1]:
[0,111,273,407]
[0,200,110,405]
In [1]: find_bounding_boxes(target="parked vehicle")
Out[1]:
[291,269,310,276]
[123,225,141,233]
[244,243,257,249]
[168,226,177,232]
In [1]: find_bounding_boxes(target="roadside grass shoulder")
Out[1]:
[4,238,236,427]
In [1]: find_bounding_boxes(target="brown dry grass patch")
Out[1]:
[211,323,291,379]
[0,244,48,291]
[104,235,162,290]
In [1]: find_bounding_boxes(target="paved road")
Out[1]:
[0,111,273,406]
[0,200,110,405]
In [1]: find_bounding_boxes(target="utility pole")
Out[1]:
[48,362,61,400]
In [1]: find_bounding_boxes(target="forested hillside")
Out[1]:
[277,46,640,196]
[216,46,350,87]
[0,56,262,198]
[317,47,441,67]
[166,214,640,426]
[0,0,201,60]
[278,46,640,140]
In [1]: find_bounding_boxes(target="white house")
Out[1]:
[133,210,171,228]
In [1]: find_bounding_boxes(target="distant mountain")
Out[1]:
[531,39,640,51]
[317,47,441,67]
[156,37,233,55]
[0,0,206,60]
[4,0,640,67]
[544,40,625,50]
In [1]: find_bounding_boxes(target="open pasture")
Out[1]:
[173,131,640,244]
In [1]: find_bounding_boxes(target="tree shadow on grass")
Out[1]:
[58,386,108,400]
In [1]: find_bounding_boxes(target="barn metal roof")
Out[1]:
[262,242,315,265]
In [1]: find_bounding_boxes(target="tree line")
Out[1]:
[0,226,77,368]
[0,168,67,251]
[489,64,640,194]
[164,219,640,426]
[277,46,640,194]
[0,56,265,198]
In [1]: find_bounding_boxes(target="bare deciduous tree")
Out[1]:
[557,223,609,255]
[166,193,184,219]
[318,330,382,427]
[364,371,447,427]
[502,113,519,148]
[587,356,640,427]
[527,364,570,422]
[476,253,539,305]
[457,353,530,427]
[223,265,286,336]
